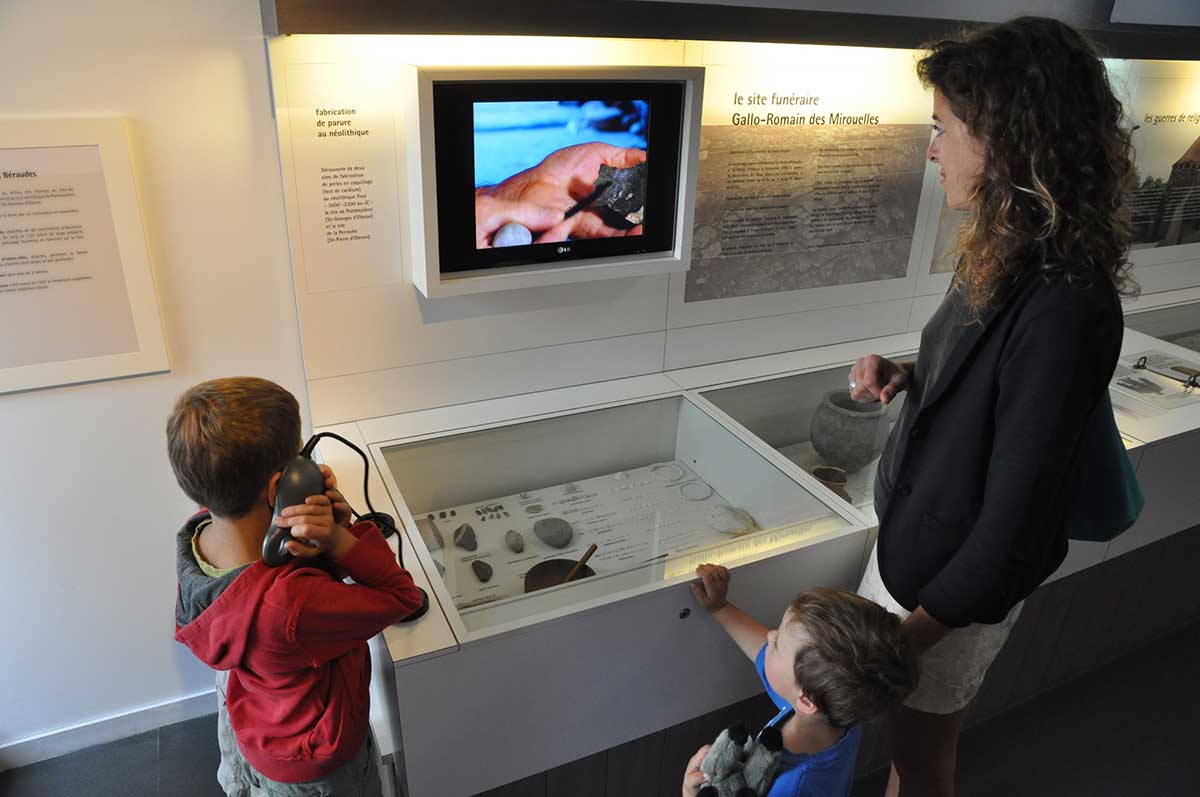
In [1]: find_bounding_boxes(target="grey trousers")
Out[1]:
[215,670,383,797]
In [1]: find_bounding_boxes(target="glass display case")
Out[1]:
[373,394,858,638]
[696,360,914,525]
[1126,300,1200,355]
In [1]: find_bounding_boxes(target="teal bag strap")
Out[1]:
[1065,391,1145,543]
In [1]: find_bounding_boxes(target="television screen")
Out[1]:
[473,100,649,249]
[432,80,684,275]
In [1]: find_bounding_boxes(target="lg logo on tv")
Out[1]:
[557,245,571,254]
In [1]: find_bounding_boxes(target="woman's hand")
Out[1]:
[849,355,911,404]
[681,744,711,797]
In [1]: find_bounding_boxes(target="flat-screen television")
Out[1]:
[430,78,687,276]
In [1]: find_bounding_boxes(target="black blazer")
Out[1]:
[877,269,1123,627]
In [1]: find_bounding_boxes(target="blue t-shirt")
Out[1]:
[755,644,861,797]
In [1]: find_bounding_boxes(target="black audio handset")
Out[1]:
[262,433,404,568]
[262,448,327,567]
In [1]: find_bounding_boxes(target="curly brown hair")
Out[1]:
[789,588,919,729]
[918,17,1138,311]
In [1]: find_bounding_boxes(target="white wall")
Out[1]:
[0,0,304,760]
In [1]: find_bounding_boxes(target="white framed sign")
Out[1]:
[0,117,167,394]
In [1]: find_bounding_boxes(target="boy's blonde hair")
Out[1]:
[166,377,301,518]
[788,588,919,728]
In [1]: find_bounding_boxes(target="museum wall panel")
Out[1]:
[273,34,1200,425]
[268,36,688,419]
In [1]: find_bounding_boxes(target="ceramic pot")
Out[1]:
[809,389,888,474]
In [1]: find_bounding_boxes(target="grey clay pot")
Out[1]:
[809,389,888,474]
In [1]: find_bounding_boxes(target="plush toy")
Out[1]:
[697,721,784,797]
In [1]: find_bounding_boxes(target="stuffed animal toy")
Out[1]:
[697,720,784,797]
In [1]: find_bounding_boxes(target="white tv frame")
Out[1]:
[400,65,704,298]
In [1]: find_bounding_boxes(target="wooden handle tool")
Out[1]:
[561,544,598,585]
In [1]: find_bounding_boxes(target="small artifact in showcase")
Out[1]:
[417,516,445,551]
[533,517,574,549]
[811,466,853,504]
[471,560,494,583]
[652,462,687,482]
[453,523,478,552]
[1116,375,1164,395]
[707,505,756,536]
[504,529,525,553]
[492,222,533,248]
[809,389,889,473]
[561,543,599,585]
[524,558,597,593]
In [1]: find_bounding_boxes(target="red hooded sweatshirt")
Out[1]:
[174,512,427,783]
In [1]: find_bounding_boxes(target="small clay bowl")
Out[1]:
[811,465,853,504]
[523,559,597,593]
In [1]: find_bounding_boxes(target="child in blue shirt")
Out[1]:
[684,565,919,797]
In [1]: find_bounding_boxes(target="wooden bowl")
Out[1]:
[523,558,597,593]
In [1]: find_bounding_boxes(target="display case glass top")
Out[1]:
[697,361,912,525]
[1126,301,1200,356]
[375,394,856,638]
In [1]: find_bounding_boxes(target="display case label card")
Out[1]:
[0,144,138,370]
[422,460,825,613]
[1111,349,1200,410]
[284,63,404,293]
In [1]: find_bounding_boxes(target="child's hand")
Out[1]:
[681,744,711,796]
[318,465,353,528]
[691,564,731,612]
[278,494,356,560]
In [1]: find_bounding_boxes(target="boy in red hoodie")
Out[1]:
[167,377,427,796]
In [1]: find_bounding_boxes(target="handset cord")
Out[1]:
[301,431,403,565]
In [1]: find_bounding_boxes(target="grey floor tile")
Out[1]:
[5,620,1199,797]
[159,714,225,797]
[0,730,158,797]
[853,620,1200,797]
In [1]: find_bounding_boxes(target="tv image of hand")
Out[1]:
[475,142,647,248]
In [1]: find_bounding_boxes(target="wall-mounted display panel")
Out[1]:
[1125,59,1200,293]
[666,42,939,328]
[405,66,705,297]
[0,117,168,394]
[372,392,862,641]
[266,36,687,423]
[267,33,1200,431]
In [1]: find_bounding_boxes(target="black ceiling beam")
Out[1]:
[263,1,1200,60]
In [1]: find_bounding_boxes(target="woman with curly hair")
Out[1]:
[848,17,1135,796]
